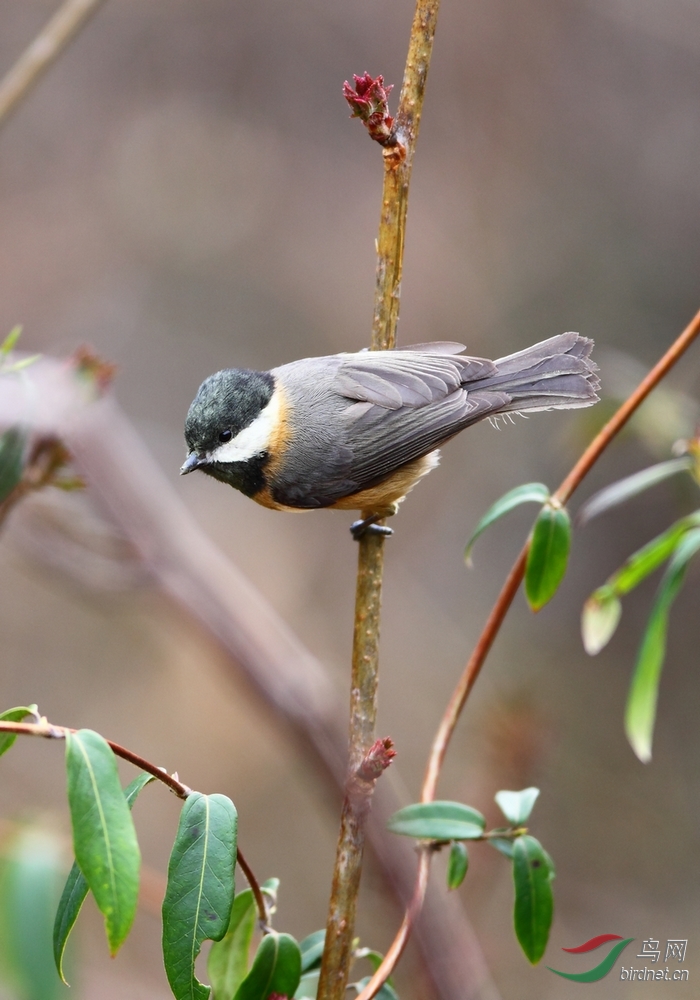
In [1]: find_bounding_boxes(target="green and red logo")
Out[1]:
[547,934,635,982]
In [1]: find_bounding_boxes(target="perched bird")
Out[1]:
[181,332,599,537]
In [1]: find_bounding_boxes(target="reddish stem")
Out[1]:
[0,718,268,925]
[357,305,700,999]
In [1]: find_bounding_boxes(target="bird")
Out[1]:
[181,332,599,538]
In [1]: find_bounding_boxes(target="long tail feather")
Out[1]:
[472,332,599,413]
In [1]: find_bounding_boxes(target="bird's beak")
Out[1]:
[180,452,203,475]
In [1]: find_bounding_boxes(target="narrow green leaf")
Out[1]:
[0,427,26,503]
[512,835,555,964]
[299,929,326,973]
[495,788,540,825]
[387,801,486,841]
[606,512,700,597]
[0,704,37,758]
[446,842,469,889]
[0,325,22,356]
[525,502,571,610]
[54,773,154,984]
[489,837,515,859]
[578,458,693,524]
[162,792,238,1000]
[2,354,41,373]
[581,589,622,655]
[625,527,700,762]
[2,828,68,1000]
[295,969,321,999]
[233,931,302,1000]
[208,889,257,1000]
[65,730,141,955]
[465,483,550,562]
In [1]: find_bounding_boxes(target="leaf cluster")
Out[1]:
[387,787,554,964]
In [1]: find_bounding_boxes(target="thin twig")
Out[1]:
[0,0,106,128]
[428,304,700,792]
[0,718,269,925]
[358,304,700,998]
[316,3,442,998]
[236,849,270,930]
[0,719,191,796]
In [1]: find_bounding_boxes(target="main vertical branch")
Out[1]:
[317,3,441,999]
[372,0,442,351]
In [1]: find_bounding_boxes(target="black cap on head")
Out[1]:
[184,368,274,455]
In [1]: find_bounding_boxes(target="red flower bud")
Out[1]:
[356,737,397,782]
[342,73,396,146]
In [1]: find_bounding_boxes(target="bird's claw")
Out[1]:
[350,518,394,541]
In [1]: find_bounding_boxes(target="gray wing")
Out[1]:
[272,336,596,507]
[333,349,504,491]
[272,348,504,506]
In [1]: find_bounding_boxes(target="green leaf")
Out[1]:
[299,929,326,973]
[582,514,700,653]
[525,502,571,611]
[387,801,486,841]
[605,512,700,597]
[2,354,41,374]
[581,588,622,655]
[488,837,515,859]
[233,931,302,1000]
[512,835,555,964]
[0,704,37,758]
[465,483,551,562]
[1,828,68,1000]
[0,325,22,356]
[162,792,238,1000]
[577,458,694,524]
[65,730,141,955]
[351,977,399,1000]
[295,969,320,999]
[53,772,154,984]
[0,427,26,504]
[495,788,540,825]
[208,889,257,1000]
[446,842,469,889]
[625,527,700,762]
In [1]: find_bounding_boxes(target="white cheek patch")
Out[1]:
[207,388,281,464]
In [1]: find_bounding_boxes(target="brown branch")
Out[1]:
[235,849,271,930]
[1,359,497,1000]
[317,3,442,999]
[361,304,700,996]
[372,0,441,350]
[0,0,106,128]
[0,718,268,926]
[355,849,432,1000]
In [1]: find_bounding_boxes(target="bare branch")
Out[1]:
[0,0,106,129]
[366,305,700,996]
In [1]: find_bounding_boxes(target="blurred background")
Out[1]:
[1,0,699,997]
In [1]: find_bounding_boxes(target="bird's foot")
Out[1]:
[350,515,394,541]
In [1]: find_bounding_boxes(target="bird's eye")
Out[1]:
[218,429,233,443]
